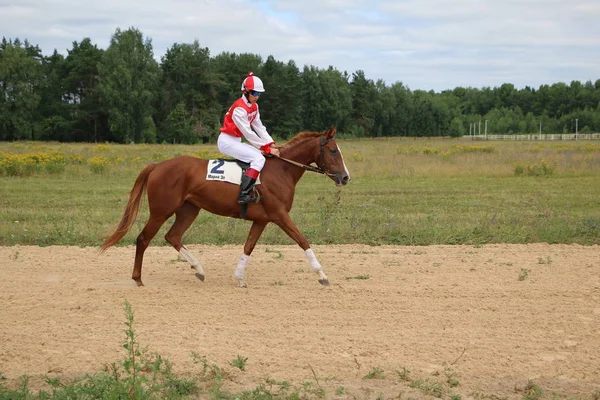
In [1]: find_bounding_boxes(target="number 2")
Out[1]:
[210,160,225,174]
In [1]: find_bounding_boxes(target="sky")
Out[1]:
[1,0,599,92]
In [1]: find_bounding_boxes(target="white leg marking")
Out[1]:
[305,248,322,272]
[179,248,204,276]
[305,248,329,283]
[234,254,250,288]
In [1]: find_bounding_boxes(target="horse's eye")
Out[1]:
[329,148,338,155]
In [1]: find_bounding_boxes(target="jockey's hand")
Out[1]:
[270,147,280,157]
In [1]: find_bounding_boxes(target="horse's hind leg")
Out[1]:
[134,215,168,287]
[235,221,267,288]
[164,201,204,281]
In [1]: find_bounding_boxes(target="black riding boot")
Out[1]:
[238,175,257,204]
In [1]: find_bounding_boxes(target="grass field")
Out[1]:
[1,137,599,247]
[2,137,600,399]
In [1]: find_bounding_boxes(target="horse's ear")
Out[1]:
[326,126,337,139]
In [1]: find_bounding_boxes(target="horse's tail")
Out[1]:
[100,163,157,251]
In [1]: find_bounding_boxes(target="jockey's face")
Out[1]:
[246,90,261,105]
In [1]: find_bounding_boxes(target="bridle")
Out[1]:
[272,135,336,177]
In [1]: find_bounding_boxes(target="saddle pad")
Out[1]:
[205,159,261,185]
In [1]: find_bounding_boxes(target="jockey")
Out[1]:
[217,72,280,204]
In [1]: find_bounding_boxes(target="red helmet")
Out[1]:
[241,72,265,92]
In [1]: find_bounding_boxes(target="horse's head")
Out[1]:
[316,127,351,187]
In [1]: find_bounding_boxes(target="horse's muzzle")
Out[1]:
[334,174,350,187]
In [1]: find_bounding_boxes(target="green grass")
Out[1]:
[1,138,600,246]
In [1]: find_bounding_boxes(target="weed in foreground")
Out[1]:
[345,274,370,280]
[409,378,445,398]
[520,380,543,400]
[444,368,460,388]
[518,268,530,281]
[0,301,199,399]
[265,247,284,259]
[229,354,248,371]
[9,249,20,261]
[363,367,385,380]
[395,367,411,382]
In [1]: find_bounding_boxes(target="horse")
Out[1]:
[100,126,351,288]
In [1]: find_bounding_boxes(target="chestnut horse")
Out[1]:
[100,127,350,287]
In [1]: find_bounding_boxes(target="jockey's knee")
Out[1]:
[251,156,266,171]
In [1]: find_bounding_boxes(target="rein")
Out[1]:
[271,135,336,177]
[272,155,332,175]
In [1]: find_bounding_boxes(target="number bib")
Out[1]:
[206,159,261,185]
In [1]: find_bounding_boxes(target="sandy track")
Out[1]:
[1,244,599,398]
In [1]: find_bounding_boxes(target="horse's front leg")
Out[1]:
[235,221,268,288]
[274,213,329,286]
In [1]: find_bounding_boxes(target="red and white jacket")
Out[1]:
[220,96,275,154]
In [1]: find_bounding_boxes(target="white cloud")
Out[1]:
[1,0,598,91]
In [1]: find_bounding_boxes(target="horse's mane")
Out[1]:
[279,131,321,151]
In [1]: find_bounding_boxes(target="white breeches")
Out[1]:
[217,133,266,171]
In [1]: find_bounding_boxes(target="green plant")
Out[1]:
[229,355,248,371]
[537,256,553,264]
[521,380,543,400]
[514,160,555,177]
[122,300,144,396]
[9,249,20,261]
[265,247,284,259]
[445,369,460,387]
[518,268,530,281]
[299,380,325,398]
[395,367,411,381]
[363,367,385,380]
[190,351,210,375]
[345,275,370,280]
[0,302,199,399]
[409,378,444,397]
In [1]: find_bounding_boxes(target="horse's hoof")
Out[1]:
[319,279,330,286]
[195,273,205,282]
[134,280,144,287]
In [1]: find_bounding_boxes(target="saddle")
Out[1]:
[205,159,262,219]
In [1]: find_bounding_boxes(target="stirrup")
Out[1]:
[237,195,256,204]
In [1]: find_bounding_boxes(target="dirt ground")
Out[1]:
[1,243,599,399]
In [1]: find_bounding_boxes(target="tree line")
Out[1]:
[1,27,599,143]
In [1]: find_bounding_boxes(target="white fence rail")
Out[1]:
[469,133,600,141]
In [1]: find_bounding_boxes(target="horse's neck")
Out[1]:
[279,139,319,182]
[283,138,319,164]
